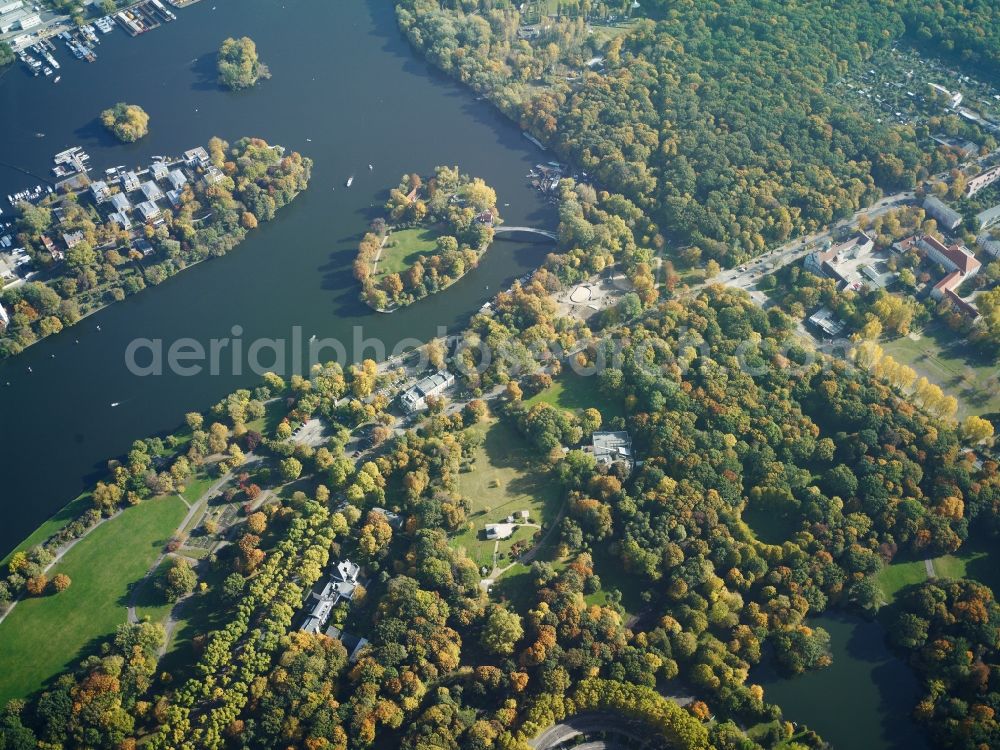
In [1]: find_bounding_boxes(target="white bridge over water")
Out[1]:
[493,225,558,241]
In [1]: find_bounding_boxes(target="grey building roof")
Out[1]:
[592,431,633,464]
[923,196,963,229]
[110,192,131,212]
[140,181,164,202]
[976,204,1000,230]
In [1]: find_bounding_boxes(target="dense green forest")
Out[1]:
[2,2,1000,748]
[395,0,1000,265]
[4,273,997,748]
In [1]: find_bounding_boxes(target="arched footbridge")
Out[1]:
[493,226,558,241]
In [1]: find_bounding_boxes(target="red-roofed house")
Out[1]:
[918,236,981,278]
[916,235,982,317]
[942,289,980,319]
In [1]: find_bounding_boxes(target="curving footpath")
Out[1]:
[530,711,670,750]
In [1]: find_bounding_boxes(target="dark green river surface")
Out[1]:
[0,0,556,556]
[754,612,929,750]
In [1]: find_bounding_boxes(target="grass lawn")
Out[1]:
[180,472,215,505]
[878,538,1000,604]
[878,558,929,603]
[133,557,174,626]
[525,371,625,423]
[373,226,439,282]
[452,420,562,574]
[882,325,1000,418]
[0,492,92,569]
[246,399,287,436]
[934,538,1000,597]
[0,495,186,705]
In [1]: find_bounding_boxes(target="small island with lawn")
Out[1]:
[353,165,500,311]
[100,102,149,143]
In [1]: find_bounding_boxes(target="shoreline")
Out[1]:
[1,161,308,362]
[362,235,492,314]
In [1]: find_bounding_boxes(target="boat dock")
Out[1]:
[115,0,175,36]
[52,147,91,179]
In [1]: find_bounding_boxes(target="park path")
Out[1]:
[485,509,565,582]
[370,232,390,276]
[125,456,260,639]
[0,508,124,627]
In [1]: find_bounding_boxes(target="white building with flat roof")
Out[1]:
[122,171,141,192]
[299,558,363,634]
[110,192,131,213]
[168,169,187,190]
[966,165,1000,199]
[400,370,455,412]
[0,300,9,326]
[485,523,515,540]
[184,146,210,167]
[923,196,963,231]
[109,211,132,231]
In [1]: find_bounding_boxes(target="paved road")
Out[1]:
[716,191,915,294]
[530,712,668,750]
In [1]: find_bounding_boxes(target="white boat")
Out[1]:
[368,164,373,170]
[110,402,120,407]
[346,175,354,187]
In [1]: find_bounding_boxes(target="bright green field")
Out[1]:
[878,539,1000,604]
[525,371,625,422]
[452,420,561,572]
[133,558,175,627]
[0,495,186,705]
[882,325,1000,418]
[246,398,287,436]
[180,472,215,505]
[877,558,929,603]
[934,540,1000,597]
[373,226,439,282]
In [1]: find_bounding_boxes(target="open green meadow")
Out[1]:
[0,495,186,705]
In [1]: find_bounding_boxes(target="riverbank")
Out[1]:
[0,0,558,558]
[1,137,311,359]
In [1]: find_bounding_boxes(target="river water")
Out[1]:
[0,0,556,556]
[754,612,928,750]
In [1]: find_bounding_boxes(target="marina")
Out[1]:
[0,0,558,560]
[6,0,186,84]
